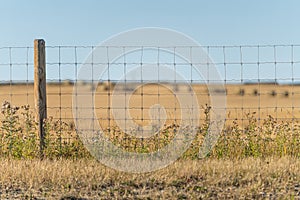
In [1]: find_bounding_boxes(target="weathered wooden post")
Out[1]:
[34,39,47,158]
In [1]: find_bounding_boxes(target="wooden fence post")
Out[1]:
[34,39,47,158]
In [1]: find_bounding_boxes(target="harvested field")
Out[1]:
[1,83,300,127]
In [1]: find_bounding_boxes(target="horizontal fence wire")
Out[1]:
[1,44,300,158]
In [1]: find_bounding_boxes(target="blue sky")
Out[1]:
[1,0,300,46]
[1,0,300,83]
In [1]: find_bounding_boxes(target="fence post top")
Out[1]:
[34,39,45,44]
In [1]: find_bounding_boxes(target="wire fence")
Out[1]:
[1,42,300,158]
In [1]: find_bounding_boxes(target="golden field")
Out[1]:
[1,82,300,127]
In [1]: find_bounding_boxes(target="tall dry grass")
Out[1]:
[0,157,299,199]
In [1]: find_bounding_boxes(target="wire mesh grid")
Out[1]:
[0,46,34,106]
[1,44,300,155]
[45,45,300,127]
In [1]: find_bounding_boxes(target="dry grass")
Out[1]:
[0,157,299,199]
